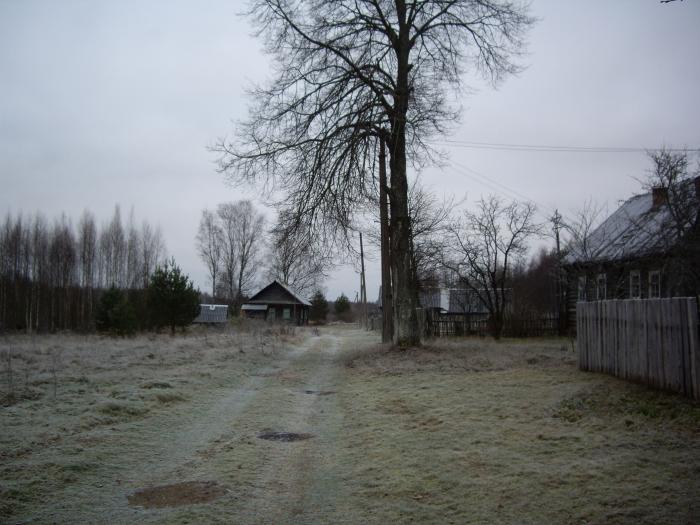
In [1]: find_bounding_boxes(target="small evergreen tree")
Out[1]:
[95,285,137,336]
[334,293,352,322]
[309,290,328,324]
[147,258,200,334]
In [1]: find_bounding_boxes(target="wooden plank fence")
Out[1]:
[577,298,700,398]
[426,314,560,338]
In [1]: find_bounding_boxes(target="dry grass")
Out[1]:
[329,336,700,524]
[1,326,698,524]
[0,322,306,522]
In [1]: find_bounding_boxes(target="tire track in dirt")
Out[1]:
[18,336,317,524]
[13,328,366,524]
[235,333,345,524]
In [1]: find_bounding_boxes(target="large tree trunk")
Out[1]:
[490,311,504,340]
[388,15,420,347]
[379,136,394,343]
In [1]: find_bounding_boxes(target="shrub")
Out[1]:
[146,258,200,334]
[309,290,329,323]
[334,293,354,322]
[95,286,137,336]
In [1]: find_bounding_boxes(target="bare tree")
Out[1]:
[0,207,164,332]
[0,213,30,331]
[29,214,49,332]
[49,215,77,330]
[216,0,534,346]
[98,206,126,288]
[444,196,541,338]
[196,209,223,297]
[233,201,266,302]
[408,181,455,287]
[215,200,266,303]
[645,149,698,237]
[216,203,240,301]
[562,199,608,264]
[77,210,97,329]
[643,149,700,292]
[140,222,165,289]
[125,209,142,290]
[267,211,332,296]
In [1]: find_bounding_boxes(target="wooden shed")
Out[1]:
[241,280,310,325]
[193,304,228,324]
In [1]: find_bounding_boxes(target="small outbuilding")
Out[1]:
[241,280,310,325]
[193,304,229,324]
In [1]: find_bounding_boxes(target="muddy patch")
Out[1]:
[257,431,314,442]
[128,480,227,508]
[303,390,336,396]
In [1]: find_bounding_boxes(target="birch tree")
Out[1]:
[196,209,223,298]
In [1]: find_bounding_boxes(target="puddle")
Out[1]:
[257,431,314,442]
[303,390,336,396]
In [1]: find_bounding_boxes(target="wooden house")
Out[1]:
[241,280,310,325]
[379,285,511,319]
[418,287,511,318]
[564,176,700,327]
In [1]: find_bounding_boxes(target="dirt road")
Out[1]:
[2,326,375,524]
[2,325,699,524]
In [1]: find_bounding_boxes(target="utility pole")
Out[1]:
[359,231,368,329]
[550,210,565,335]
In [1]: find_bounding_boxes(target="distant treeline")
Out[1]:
[0,206,166,332]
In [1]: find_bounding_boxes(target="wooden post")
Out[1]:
[359,232,367,329]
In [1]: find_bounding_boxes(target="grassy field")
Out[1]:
[1,325,699,524]
[331,337,700,524]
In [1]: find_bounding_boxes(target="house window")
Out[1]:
[577,276,587,301]
[283,308,291,320]
[596,273,607,300]
[649,270,661,298]
[629,270,641,299]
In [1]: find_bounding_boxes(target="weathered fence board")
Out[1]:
[577,298,699,398]
[425,314,560,338]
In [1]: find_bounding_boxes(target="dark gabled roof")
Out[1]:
[565,180,699,266]
[247,280,311,306]
[193,304,228,323]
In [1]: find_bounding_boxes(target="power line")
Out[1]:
[428,139,699,154]
[446,161,579,227]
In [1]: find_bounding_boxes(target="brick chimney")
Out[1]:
[652,186,668,208]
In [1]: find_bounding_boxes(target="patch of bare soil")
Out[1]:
[257,431,315,442]
[127,480,227,508]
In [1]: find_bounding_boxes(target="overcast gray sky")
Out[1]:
[1,0,699,301]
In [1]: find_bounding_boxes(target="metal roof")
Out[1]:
[193,304,228,323]
[565,181,698,265]
[418,288,450,312]
[417,287,508,314]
